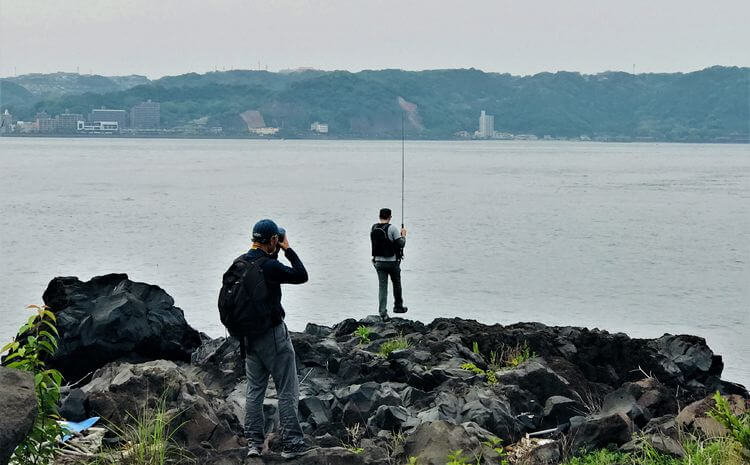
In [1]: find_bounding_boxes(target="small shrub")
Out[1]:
[354,325,371,344]
[379,336,410,357]
[709,391,750,451]
[88,395,192,465]
[459,362,497,385]
[406,457,419,465]
[445,449,477,465]
[3,304,66,465]
[561,448,629,465]
[481,436,509,464]
[472,341,480,354]
[499,341,537,368]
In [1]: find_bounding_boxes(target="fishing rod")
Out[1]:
[401,112,405,229]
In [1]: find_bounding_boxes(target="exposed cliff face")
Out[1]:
[36,275,745,463]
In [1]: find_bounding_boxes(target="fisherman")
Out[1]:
[232,219,313,459]
[371,208,408,321]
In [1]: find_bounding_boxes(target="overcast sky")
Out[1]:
[1,0,748,79]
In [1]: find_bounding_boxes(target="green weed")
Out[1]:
[709,391,750,451]
[379,335,410,357]
[87,395,192,465]
[354,325,371,344]
[460,362,497,385]
[481,436,509,464]
[445,449,477,465]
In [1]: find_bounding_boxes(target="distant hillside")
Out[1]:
[2,72,149,98]
[2,67,747,142]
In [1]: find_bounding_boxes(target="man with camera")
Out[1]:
[240,219,311,459]
[371,208,408,321]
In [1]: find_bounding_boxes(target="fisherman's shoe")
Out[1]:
[281,442,316,459]
[393,306,408,314]
[246,444,262,458]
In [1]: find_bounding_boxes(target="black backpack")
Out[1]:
[371,223,403,259]
[218,255,273,342]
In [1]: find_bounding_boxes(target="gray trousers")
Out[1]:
[244,323,304,447]
[374,260,403,317]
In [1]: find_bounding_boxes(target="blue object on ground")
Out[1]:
[60,416,100,442]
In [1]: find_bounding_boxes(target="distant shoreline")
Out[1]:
[2,133,747,144]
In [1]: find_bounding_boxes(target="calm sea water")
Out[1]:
[1,138,748,386]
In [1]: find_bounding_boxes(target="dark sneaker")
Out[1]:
[281,442,316,459]
[380,313,390,322]
[246,444,262,458]
[393,306,408,314]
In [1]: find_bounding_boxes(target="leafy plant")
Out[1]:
[406,457,419,465]
[445,449,478,465]
[354,325,371,344]
[709,391,750,451]
[87,394,193,465]
[481,436,509,464]
[379,335,410,357]
[561,448,629,465]
[472,341,480,355]
[498,341,537,368]
[3,304,66,465]
[561,436,745,465]
[460,362,497,385]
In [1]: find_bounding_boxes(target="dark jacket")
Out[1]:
[243,247,308,326]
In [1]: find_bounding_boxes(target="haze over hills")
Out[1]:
[1,67,747,142]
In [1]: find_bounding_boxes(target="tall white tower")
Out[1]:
[479,110,494,138]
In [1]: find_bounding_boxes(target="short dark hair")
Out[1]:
[379,208,392,220]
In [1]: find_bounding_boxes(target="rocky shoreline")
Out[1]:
[2,273,748,465]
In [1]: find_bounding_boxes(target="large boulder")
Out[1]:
[0,367,37,465]
[81,360,241,452]
[42,274,202,380]
[403,421,488,465]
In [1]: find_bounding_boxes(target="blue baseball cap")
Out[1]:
[252,219,280,243]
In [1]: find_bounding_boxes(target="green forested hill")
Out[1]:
[1,67,747,141]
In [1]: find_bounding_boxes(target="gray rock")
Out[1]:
[60,387,87,421]
[495,360,581,405]
[367,405,411,432]
[0,367,37,465]
[570,412,634,452]
[404,421,483,465]
[299,395,331,428]
[542,395,583,427]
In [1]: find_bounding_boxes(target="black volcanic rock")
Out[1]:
[33,273,749,464]
[0,368,37,465]
[42,274,201,380]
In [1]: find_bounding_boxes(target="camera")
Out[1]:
[277,227,286,244]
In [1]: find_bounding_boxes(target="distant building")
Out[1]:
[250,127,280,136]
[130,100,160,130]
[494,132,514,140]
[57,110,84,133]
[0,110,13,134]
[36,111,56,133]
[77,120,119,133]
[478,110,494,139]
[513,134,538,141]
[91,108,127,129]
[15,121,38,133]
[310,121,328,133]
